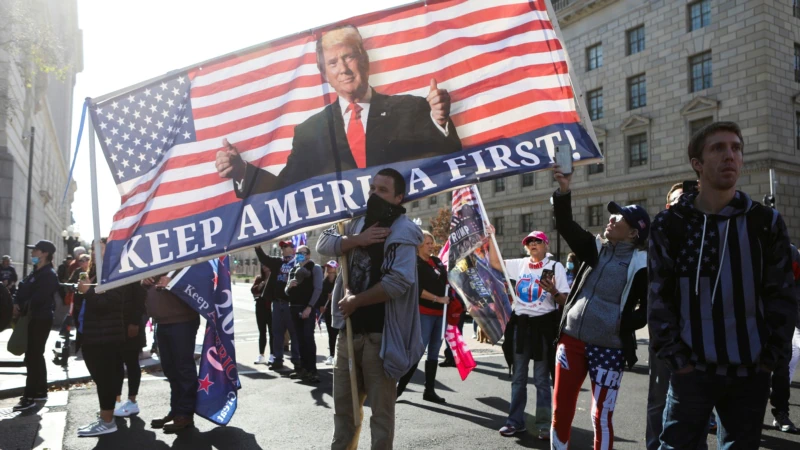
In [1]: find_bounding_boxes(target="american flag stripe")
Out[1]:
[99,0,580,240]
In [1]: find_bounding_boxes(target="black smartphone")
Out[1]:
[682,180,699,194]
[541,268,555,285]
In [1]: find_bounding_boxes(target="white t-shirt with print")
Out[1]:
[504,257,570,317]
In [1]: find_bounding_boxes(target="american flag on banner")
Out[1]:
[90,0,584,242]
[291,232,308,248]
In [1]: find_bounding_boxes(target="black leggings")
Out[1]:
[117,347,142,398]
[255,298,274,355]
[325,320,338,357]
[83,344,121,411]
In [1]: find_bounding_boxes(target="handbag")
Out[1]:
[7,309,30,356]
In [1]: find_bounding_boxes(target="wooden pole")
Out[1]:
[337,222,360,427]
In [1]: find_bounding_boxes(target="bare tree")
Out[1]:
[429,206,452,255]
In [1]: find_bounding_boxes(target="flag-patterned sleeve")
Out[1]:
[648,210,692,372]
[757,212,797,371]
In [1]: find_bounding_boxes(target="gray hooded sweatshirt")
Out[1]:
[316,215,424,380]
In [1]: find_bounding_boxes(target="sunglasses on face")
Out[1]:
[609,214,627,224]
[528,239,544,245]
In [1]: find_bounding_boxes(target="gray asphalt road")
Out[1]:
[59,285,800,449]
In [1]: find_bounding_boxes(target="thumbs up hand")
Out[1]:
[426,78,451,127]
[216,138,246,180]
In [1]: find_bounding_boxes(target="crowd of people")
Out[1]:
[3,107,799,450]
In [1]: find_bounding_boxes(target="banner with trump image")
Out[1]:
[88,0,602,289]
[167,256,241,426]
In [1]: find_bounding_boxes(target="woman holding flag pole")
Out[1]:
[487,227,570,440]
[396,231,450,403]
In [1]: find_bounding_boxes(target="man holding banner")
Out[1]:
[216,24,461,197]
[317,168,424,449]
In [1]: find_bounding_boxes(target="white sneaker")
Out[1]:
[113,400,140,417]
[268,354,275,364]
[113,401,122,412]
[77,419,118,436]
[325,356,334,365]
[254,354,266,365]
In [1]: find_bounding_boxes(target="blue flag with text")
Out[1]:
[167,256,240,425]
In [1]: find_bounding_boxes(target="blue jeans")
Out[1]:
[647,349,708,450]
[271,300,299,365]
[660,368,770,450]
[419,314,444,361]
[156,318,200,416]
[507,328,551,433]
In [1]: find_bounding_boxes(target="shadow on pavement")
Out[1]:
[0,403,44,450]
[400,398,506,431]
[85,416,262,450]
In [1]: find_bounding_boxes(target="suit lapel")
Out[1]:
[365,91,389,166]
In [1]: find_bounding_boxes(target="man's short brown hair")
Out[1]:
[687,121,743,172]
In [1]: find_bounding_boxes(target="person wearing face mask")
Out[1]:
[564,253,578,288]
[67,253,92,355]
[285,245,324,383]
[320,261,340,366]
[11,240,59,412]
[488,230,570,440]
[254,241,301,372]
[317,168,424,449]
[550,166,650,449]
[396,231,450,403]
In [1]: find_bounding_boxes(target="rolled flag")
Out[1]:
[445,322,477,381]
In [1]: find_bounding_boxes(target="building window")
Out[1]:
[520,213,534,232]
[628,133,648,167]
[588,142,604,174]
[429,196,438,206]
[689,52,713,92]
[628,74,646,110]
[795,44,800,82]
[588,205,604,227]
[588,89,603,120]
[689,117,713,138]
[796,112,800,150]
[493,217,505,236]
[411,200,419,208]
[446,191,453,204]
[494,178,505,192]
[795,0,800,18]
[688,0,711,31]
[521,172,534,187]
[627,26,645,55]
[587,44,603,71]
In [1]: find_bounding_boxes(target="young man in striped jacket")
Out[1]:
[649,121,797,449]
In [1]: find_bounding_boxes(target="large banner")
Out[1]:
[167,256,241,426]
[446,186,512,344]
[89,0,602,289]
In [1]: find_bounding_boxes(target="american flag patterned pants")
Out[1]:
[551,334,625,450]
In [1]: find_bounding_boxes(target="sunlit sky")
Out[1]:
[69,0,410,242]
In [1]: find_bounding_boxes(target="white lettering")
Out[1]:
[565,129,577,151]
[594,367,607,385]
[467,151,491,175]
[443,156,468,181]
[265,193,301,232]
[327,180,360,213]
[408,168,437,195]
[173,223,199,258]
[214,290,235,335]
[300,184,330,219]
[356,175,371,207]
[605,370,620,387]
[238,204,268,240]
[535,131,564,162]
[199,217,223,251]
[119,236,148,273]
[486,145,519,170]
[145,229,173,265]
[515,141,541,167]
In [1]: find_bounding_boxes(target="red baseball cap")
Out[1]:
[522,231,549,246]
[278,240,294,248]
[325,260,339,269]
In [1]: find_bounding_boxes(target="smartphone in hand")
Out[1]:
[555,144,573,175]
[541,268,555,285]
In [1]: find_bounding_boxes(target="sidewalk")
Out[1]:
[0,326,168,400]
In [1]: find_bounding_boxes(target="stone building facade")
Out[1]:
[0,0,83,272]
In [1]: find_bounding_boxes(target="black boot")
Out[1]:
[423,360,446,404]
[396,365,416,399]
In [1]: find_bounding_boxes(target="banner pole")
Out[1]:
[441,285,449,340]
[472,186,519,304]
[336,222,360,427]
[88,120,104,290]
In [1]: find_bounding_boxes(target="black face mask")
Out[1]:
[363,194,406,229]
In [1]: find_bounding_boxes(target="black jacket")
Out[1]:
[123,283,148,349]
[553,190,648,368]
[236,91,462,197]
[255,247,294,302]
[13,263,58,321]
[81,283,145,347]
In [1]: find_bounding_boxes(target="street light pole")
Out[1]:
[22,126,35,277]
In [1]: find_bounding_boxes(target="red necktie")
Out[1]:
[346,103,366,169]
